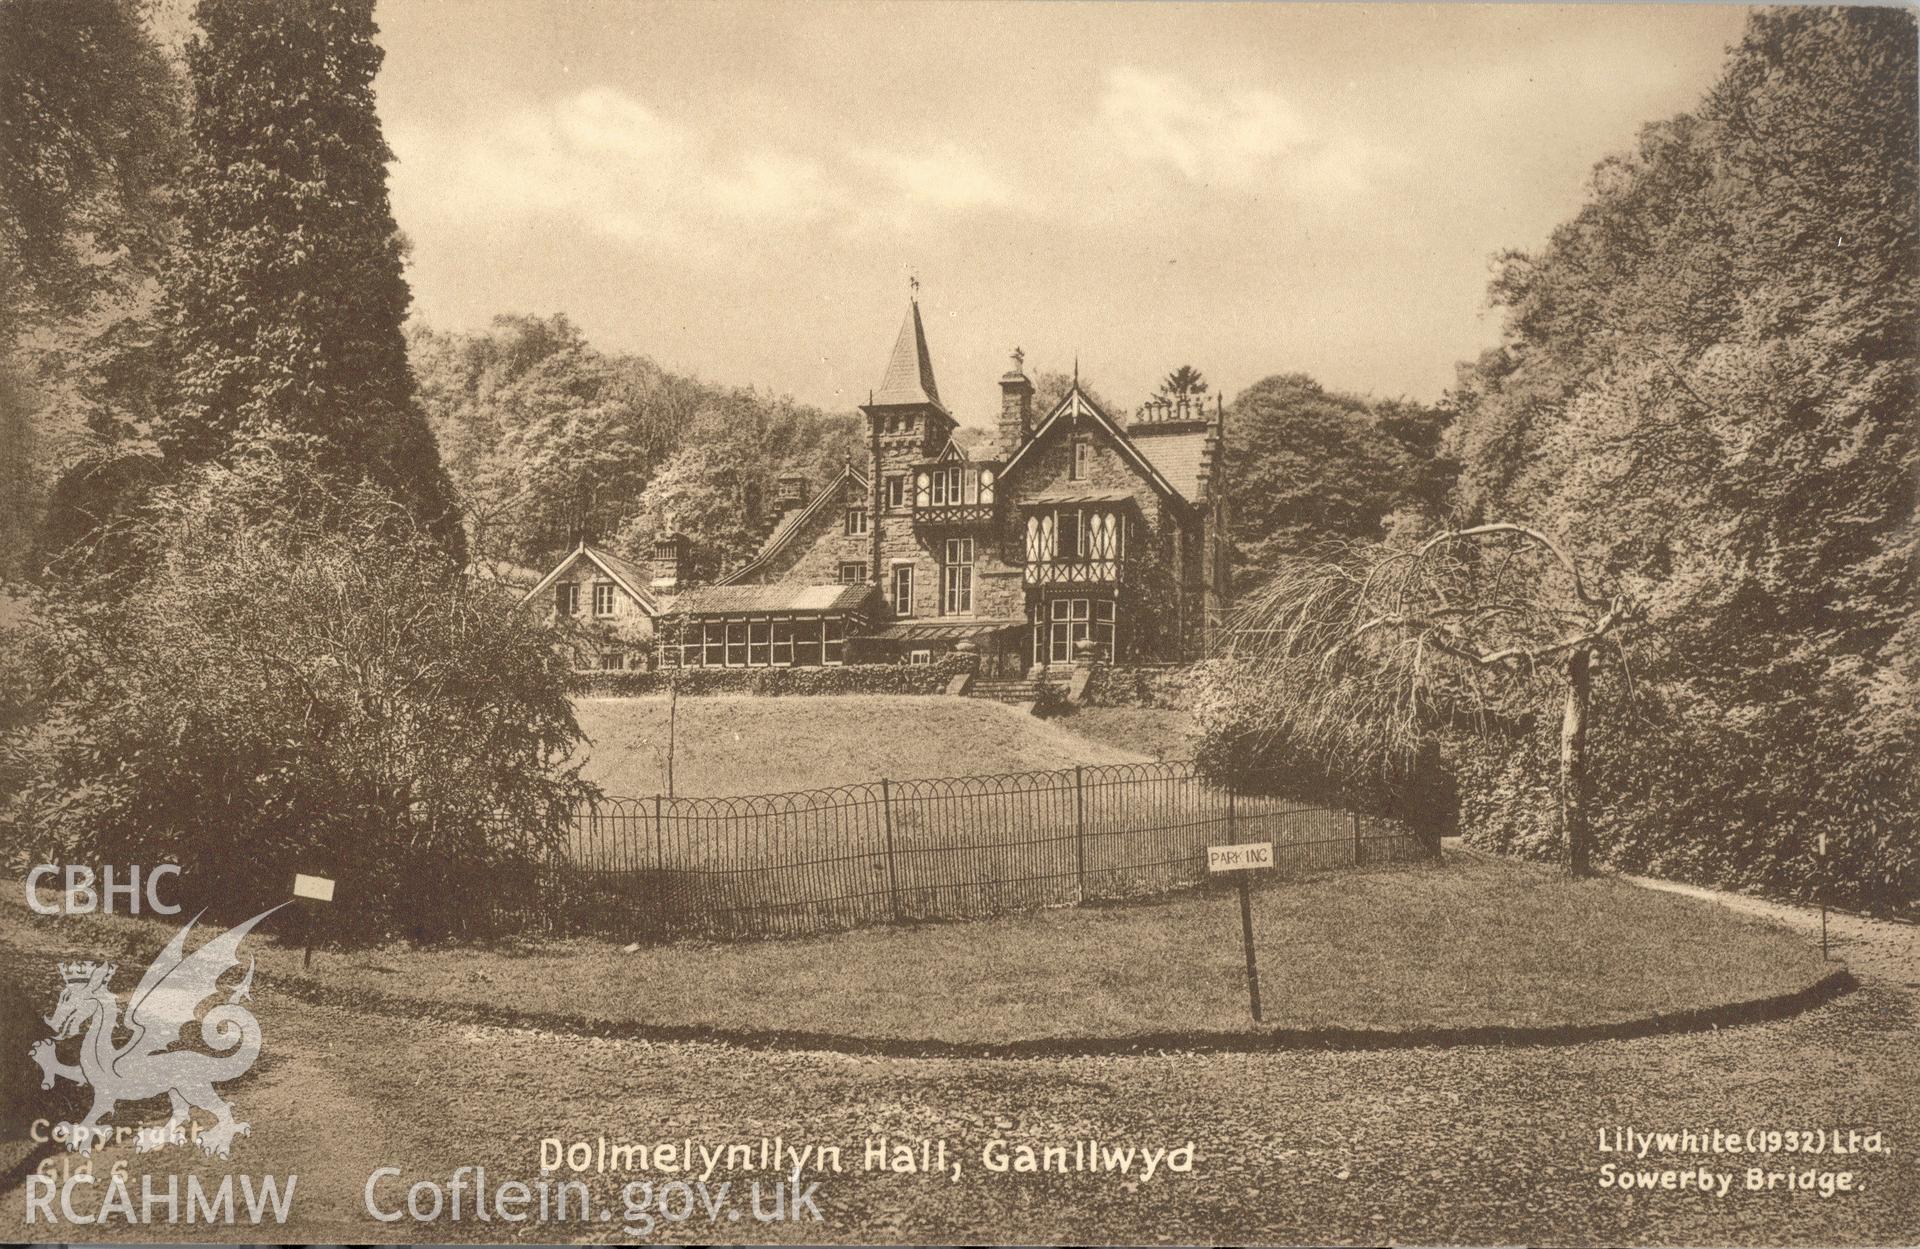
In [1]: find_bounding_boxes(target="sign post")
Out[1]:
[1816,833,1828,961]
[1207,841,1274,1023]
[292,873,335,970]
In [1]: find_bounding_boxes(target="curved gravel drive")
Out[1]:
[6,874,1913,1246]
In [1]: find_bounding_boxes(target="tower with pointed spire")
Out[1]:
[862,295,955,445]
[858,293,960,601]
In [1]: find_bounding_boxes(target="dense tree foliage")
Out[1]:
[414,314,860,575]
[1443,8,1916,909]
[1030,369,1121,423]
[410,315,696,565]
[1225,373,1454,587]
[1,454,592,936]
[0,0,182,580]
[619,393,861,579]
[153,0,462,557]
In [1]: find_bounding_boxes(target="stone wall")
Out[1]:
[1081,663,1198,709]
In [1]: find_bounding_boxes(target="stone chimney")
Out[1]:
[999,347,1033,456]
[651,532,689,592]
[774,469,810,514]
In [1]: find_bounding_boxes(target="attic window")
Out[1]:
[555,583,579,616]
[593,582,617,617]
[845,508,868,536]
[1071,438,1091,482]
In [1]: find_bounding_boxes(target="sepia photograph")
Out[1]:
[0,1,1914,1245]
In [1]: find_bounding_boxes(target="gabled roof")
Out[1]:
[1001,383,1185,504]
[721,463,870,586]
[521,542,661,615]
[870,300,945,411]
[664,583,870,616]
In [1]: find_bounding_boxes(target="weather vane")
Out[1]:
[909,274,920,298]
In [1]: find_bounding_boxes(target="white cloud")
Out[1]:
[1096,66,1395,195]
[710,151,838,223]
[390,87,1029,257]
[852,142,1030,213]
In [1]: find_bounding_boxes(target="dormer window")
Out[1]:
[1071,438,1091,482]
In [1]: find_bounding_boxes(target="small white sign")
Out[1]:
[292,873,336,902]
[1207,842,1274,873]
[1817,833,1828,856]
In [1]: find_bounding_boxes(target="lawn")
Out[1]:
[1053,704,1197,760]
[0,852,1831,1045]
[571,693,1148,796]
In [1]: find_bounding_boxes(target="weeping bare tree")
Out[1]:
[1222,524,1634,875]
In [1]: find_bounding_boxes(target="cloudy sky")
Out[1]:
[375,1,1751,428]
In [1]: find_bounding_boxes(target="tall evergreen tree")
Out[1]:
[0,0,182,580]
[156,0,462,558]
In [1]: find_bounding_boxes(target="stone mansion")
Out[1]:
[527,296,1230,672]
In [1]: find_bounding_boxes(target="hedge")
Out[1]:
[1456,683,1918,916]
[569,654,976,698]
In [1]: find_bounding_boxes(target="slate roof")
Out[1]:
[520,543,660,614]
[870,300,945,410]
[664,583,871,616]
[1020,488,1140,506]
[867,619,1027,642]
[590,546,655,597]
[1128,423,1213,502]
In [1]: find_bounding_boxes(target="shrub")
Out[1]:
[1190,660,1456,842]
[0,455,595,939]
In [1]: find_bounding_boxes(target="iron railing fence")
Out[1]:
[490,760,1430,941]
